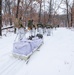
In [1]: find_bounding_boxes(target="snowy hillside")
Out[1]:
[0,28,74,75]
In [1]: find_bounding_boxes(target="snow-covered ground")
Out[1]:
[0,27,74,75]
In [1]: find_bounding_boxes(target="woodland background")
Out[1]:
[0,0,74,35]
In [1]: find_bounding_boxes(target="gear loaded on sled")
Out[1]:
[12,34,43,64]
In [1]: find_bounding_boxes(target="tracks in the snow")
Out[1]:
[0,52,26,75]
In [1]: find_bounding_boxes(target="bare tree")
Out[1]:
[71,0,74,27]
[2,0,13,25]
[0,0,2,36]
[38,0,42,23]
[48,0,53,25]
[30,0,33,18]
[2,0,8,25]
[66,0,69,27]
[16,0,20,18]
[7,0,13,25]
[14,0,20,33]
[43,0,46,25]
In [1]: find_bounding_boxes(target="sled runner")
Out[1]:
[12,34,43,64]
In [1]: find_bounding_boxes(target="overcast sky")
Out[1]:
[44,0,74,14]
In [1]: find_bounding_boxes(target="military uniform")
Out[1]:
[37,24,43,35]
[31,25,36,36]
[16,18,25,41]
[28,20,37,36]
[46,25,51,36]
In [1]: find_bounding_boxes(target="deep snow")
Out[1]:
[0,27,74,75]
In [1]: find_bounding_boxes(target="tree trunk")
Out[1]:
[14,0,20,33]
[44,0,46,25]
[8,0,12,25]
[48,0,52,25]
[30,0,33,19]
[0,0,2,36]
[38,1,42,24]
[16,0,20,18]
[71,8,72,27]
[66,0,69,27]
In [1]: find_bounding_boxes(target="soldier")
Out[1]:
[37,23,43,35]
[46,25,51,36]
[28,19,35,36]
[14,17,26,41]
[32,24,36,36]
[43,25,46,34]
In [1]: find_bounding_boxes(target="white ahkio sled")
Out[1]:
[12,34,44,64]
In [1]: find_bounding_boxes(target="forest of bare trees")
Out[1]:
[0,0,74,36]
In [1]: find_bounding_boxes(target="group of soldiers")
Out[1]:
[14,17,52,41]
